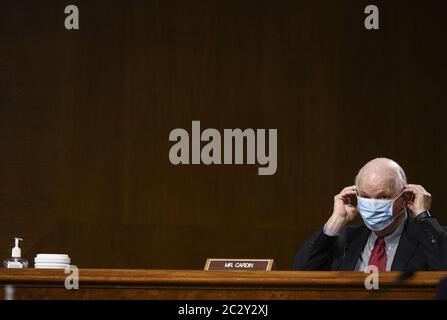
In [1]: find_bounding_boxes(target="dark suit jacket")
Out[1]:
[437,277,447,300]
[293,214,447,271]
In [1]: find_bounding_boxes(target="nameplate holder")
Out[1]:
[204,258,274,271]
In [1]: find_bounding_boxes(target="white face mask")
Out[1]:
[357,191,405,232]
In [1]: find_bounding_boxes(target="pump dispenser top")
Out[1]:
[3,237,28,269]
[12,238,22,258]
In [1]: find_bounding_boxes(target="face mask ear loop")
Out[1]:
[392,190,407,222]
[393,189,406,202]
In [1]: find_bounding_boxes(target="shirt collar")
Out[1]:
[370,210,408,246]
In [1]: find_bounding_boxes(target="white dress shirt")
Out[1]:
[354,212,408,272]
[323,211,408,271]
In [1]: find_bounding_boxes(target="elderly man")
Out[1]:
[294,158,447,271]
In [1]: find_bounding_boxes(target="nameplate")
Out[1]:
[204,258,274,271]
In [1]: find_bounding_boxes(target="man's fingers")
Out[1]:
[404,187,421,198]
[406,184,421,188]
[405,185,431,201]
[405,184,427,193]
[340,190,357,203]
[340,186,357,196]
[403,189,416,201]
[340,185,357,194]
[335,186,357,201]
[345,204,359,217]
[341,190,357,197]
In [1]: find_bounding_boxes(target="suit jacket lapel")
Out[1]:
[338,226,370,271]
[391,216,419,270]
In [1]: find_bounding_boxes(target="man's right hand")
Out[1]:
[324,185,359,236]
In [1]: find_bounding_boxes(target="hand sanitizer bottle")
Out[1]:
[3,238,29,268]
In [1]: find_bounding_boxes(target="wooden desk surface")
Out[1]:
[0,269,445,299]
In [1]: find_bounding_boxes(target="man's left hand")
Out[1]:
[404,184,432,216]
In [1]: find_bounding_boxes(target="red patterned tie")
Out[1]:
[368,237,387,272]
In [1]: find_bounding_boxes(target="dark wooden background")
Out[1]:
[1,0,446,270]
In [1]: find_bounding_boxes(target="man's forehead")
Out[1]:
[359,169,396,185]
[357,177,397,196]
[358,185,393,196]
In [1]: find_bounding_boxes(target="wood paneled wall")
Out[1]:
[1,0,446,269]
